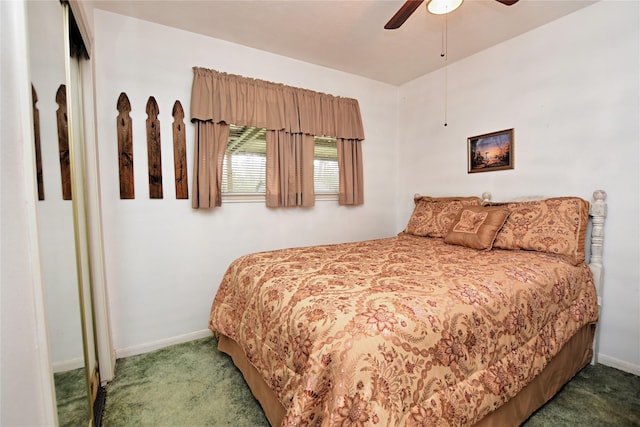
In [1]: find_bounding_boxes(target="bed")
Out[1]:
[208,190,607,426]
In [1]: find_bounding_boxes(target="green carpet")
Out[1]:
[102,337,640,426]
[523,362,640,426]
[54,367,91,427]
[103,337,268,426]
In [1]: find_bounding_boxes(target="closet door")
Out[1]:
[64,3,101,421]
[27,1,113,425]
[27,2,92,425]
[63,2,113,423]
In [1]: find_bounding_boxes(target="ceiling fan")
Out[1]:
[384,0,520,29]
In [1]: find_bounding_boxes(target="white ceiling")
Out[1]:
[88,0,597,86]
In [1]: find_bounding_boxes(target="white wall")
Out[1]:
[92,10,399,355]
[1,0,57,424]
[397,1,639,373]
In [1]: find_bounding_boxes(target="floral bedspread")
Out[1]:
[208,234,598,426]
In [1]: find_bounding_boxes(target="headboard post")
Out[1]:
[589,190,607,365]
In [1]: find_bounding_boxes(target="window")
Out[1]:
[313,135,339,194]
[222,125,338,195]
[221,125,267,193]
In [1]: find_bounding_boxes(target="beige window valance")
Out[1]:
[190,67,365,140]
[190,67,364,209]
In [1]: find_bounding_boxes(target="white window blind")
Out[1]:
[314,135,339,194]
[221,125,267,193]
[222,125,338,195]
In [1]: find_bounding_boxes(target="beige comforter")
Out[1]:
[209,234,598,426]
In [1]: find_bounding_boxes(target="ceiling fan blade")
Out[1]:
[495,0,519,5]
[384,0,425,30]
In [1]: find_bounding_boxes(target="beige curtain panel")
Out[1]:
[191,121,229,209]
[266,131,315,208]
[190,66,365,208]
[337,138,364,206]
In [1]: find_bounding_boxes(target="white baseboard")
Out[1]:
[115,329,214,359]
[52,357,85,373]
[597,353,640,376]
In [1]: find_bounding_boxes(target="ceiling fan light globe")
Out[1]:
[427,0,464,15]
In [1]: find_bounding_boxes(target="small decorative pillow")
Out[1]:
[444,206,510,250]
[492,197,590,265]
[405,196,482,238]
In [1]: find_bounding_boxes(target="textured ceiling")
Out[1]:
[89,0,596,85]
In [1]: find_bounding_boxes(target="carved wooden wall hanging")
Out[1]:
[145,96,163,199]
[172,100,188,199]
[115,93,191,201]
[56,84,72,200]
[117,92,134,199]
[32,84,45,200]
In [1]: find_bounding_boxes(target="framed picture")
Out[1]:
[467,128,514,173]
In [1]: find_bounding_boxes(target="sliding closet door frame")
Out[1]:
[67,0,116,384]
[62,4,98,421]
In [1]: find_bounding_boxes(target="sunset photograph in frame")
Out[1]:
[467,128,514,173]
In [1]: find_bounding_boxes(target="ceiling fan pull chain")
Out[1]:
[442,14,448,126]
[444,61,448,127]
[441,12,447,57]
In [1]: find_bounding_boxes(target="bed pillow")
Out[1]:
[405,196,482,238]
[444,206,510,250]
[492,197,590,265]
